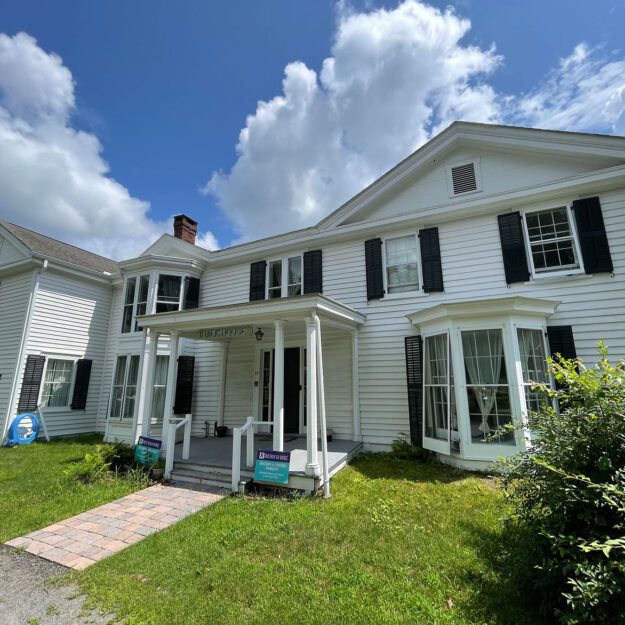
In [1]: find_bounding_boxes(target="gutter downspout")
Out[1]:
[2,259,47,443]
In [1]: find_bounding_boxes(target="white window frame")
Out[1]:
[155,273,185,313]
[38,356,78,411]
[382,232,424,298]
[108,353,142,422]
[521,202,584,279]
[445,157,482,198]
[514,324,553,419]
[121,273,151,334]
[422,331,453,455]
[265,254,304,299]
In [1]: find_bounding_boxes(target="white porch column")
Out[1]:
[351,329,361,441]
[162,331,180,452]
[305,316,320,476]
[273,320,285,451]
[136,330,160,440]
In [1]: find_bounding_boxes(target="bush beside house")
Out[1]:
[501,345,625,624]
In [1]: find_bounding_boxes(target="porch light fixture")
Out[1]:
[255,327,264,342]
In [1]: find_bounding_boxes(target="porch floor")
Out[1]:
[172,435,362,477]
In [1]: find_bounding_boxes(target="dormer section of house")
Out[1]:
[0,221,118,441]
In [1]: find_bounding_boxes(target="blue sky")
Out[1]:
[0,1,624,258]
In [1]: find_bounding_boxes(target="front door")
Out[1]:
[283,347,301,434]
[259,347,302,434]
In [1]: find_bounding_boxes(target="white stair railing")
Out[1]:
[164,413,192,480]
[231,417,273,493]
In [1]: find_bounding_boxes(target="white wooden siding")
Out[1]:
[19,270,112,437]
[190,186,625,448]
[0,270,34,434]
[343,146,623,225]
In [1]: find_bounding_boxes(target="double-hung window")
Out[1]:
[40,359,74,407]
[524,207,580,274]
[110,355,140,420]
[461,329,513,444]
[517,328,550,413]
[267,256,303,298]
[151,355,169,425]
[385,235,419,294]
[424,334,456,441]
[156,275,182,312]
[122,274,150,333]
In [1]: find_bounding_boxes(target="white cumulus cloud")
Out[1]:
[204,0,625,242]
[0,32,218,259]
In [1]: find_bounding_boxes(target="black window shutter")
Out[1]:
[547,326,577,361]
[404,336,423,447]
[70,359,93,410]
[183,277,200,310]
[419,227,444,293]
[572,197,613,274]
[17,355,46,412]
[303,250,323,294]
[173,356,195,415]
[497,212,530,284]
[365,238,385,300]
[249,260,267,301]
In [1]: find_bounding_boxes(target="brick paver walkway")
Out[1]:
[5,482,224,570]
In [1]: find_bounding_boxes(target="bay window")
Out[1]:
[156,275,182,313]
[461,329,513,444]
[121,274,150,333]
[424,334,451,440]
[110,355,140,420]
[410,297,560,463]
[517,328,550,413]
[40,359,74,407]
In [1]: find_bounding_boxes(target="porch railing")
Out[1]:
[231,417,272,493]
[164,414,192,480]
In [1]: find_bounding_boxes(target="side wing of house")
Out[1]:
[0,232,36,437]
[15,269,114,436]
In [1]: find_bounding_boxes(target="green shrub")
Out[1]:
[390,436,435,462]
[500,344,625,624]
[65,442,138,484]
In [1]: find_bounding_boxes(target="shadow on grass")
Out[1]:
[457,518,553,625]
[350,452,473,484]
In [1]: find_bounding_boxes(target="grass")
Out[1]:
[77,454,543,625]
[0,434,141,542]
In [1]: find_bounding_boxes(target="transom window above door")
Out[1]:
[268,255,303,299]
[385,235,419,294]
[524,207,580,273]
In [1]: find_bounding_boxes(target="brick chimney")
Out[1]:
[173,214,198,245]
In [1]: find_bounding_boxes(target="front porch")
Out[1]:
[134,294,367,494]
[170,435,363,492]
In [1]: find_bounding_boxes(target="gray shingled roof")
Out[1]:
[0,221,118,274]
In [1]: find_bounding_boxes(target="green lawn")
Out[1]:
[0,434,141,542]
[77,455,541,625]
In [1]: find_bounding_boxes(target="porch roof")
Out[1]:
[137,293,366,335]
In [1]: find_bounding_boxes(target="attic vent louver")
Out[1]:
[451,162,477,195]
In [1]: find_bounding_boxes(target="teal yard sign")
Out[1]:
[134,436,162,466]
[254,450,291,484]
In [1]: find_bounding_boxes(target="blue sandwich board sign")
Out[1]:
[134,436,162,466]
[254,449,291,484]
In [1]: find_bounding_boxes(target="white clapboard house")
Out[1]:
[1,122,624,492]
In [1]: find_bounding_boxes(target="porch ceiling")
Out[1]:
[137,293,366,336]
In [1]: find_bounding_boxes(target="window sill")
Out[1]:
[529,269,587,283]
[378,290,431,302]
[39,406,71,413]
